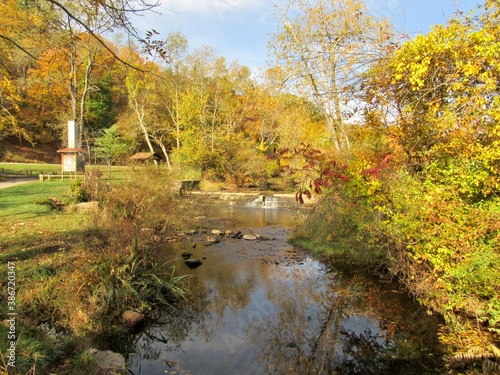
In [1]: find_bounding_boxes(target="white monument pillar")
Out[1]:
[67,120,79,148]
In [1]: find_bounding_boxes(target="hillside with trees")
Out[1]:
[0,0,330,188]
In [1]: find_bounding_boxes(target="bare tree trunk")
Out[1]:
[210,85,220,152]
[133,98,158,166]
[275,11,345,151]
[78,47,95,153]
[157,141,172,170]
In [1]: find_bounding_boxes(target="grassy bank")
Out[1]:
[0,170,190,374]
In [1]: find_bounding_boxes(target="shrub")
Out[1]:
[69,180,88,202]
[293,150,500,334]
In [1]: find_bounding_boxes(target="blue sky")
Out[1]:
[136,0,481,73]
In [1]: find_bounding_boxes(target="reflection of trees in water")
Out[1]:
[127,255,271,368]
[249,266,354,374]
[248,267,443,374]
[126,291,213,369]
[129,222,443,374]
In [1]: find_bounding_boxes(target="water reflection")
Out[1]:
[127,207,444,375]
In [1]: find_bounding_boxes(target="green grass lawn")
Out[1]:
[0,162,161,181]
[0,162,61,175]
[0,179,95,374]
[0,180,68,216]
[0,180,89,261]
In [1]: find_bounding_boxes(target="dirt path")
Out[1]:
[0,176,38,189]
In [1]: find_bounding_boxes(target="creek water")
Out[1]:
[125,202,445,375]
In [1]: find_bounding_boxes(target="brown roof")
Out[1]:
[129,152,161,160]
[57,147,87,153]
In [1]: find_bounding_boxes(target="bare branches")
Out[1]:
[43,0,151,72]
[3,0,165,73]
[270,0,394,146]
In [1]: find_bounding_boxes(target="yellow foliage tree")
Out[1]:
[270,0,393,151]
[365,1,500,199]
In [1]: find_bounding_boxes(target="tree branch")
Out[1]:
[44,0,150,73]
[0,34,38,60]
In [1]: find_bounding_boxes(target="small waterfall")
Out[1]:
[247,194,282,209]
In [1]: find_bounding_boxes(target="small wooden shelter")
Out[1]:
[129,152,162,163]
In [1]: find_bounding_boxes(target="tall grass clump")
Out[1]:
[76,167,191,331]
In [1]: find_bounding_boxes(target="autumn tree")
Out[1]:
[167,47,226,173]
[0,0,164,145]
[0,64,23,142]
[42,1,145,149]
[23,47,72,141]
[270,0,392,151]
[255,67,330,152]
[157,32,189,153]
[123,55,162,166]
[364,1,500,199]
[0,0,52,143]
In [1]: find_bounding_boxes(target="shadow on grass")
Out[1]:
[0,227,100,264]
[0,181,71,214]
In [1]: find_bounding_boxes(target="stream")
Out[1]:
[124,202,445,375]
